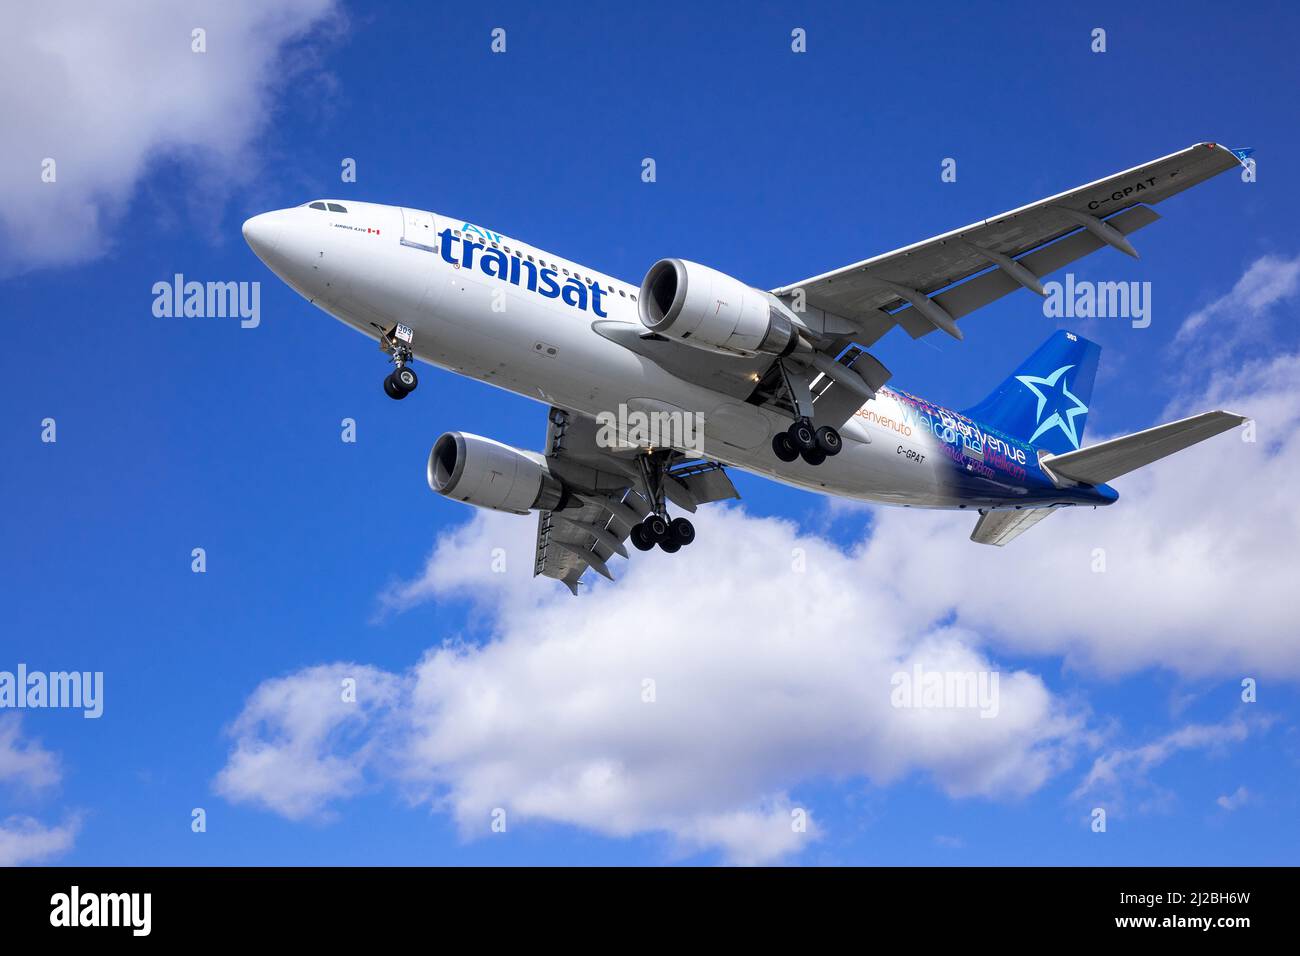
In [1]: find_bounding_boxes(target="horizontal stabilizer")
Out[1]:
[971,507,1057,546]
[1041,410,1247,485]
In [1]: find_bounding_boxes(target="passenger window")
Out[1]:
[619,290,626,297]
[309,202,327,210]
[326,202,347,213]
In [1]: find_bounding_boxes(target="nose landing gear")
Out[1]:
[384,365,418,400]
[380,323,418,400]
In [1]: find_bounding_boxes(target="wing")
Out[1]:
[592,143,1245,437]
[772,143,1248,345]
[534,407,740,593]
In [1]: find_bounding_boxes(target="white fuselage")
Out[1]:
[243,200,1010,510]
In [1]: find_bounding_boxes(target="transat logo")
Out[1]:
[1016,364,1088,449]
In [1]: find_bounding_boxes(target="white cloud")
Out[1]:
[213,663,402,821]
[674,801,816,866]
[0,716,61,792]
[0,815,80,867]
[221,507,1087,864]
[0,717,75,866]
[1216,785,1250,811]
[0,0,339,275]
[1073,714,1266,816]
[1175,252,1300,345]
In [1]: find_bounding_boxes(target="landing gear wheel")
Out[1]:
[642,514,670,543]
[772,432,800,462]
[668,517,695,547]
[787,419,817,452]
[383,373,407,400]
[658,539,681,554]
[630,523,656,552]
[801,446,827,466]
[380,325,417,399]
[392,366,418,393]
[815,425,842,456]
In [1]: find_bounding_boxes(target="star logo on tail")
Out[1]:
[1016,364,1088,448]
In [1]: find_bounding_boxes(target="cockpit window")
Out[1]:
[308,201,327,210]
[326,202,347,213]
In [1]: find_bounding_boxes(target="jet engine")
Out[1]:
[428,432,568,515]
[639,258,801,357]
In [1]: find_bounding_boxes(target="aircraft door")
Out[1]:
[401,207,438,252]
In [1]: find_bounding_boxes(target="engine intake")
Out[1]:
[428,432,568,515]
[639,258,798,357]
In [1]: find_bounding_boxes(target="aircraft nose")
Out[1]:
[242,211,284,263]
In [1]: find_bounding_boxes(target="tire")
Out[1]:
[643,514,670,543]
[801,446,826,466]
[658,539,681,554]
[815,425,842,456]
[630,523,655,552]
[787,419,816,452]
[383,374,406,400]
[393,366,418,392]
[771,432,800,462]
[669,517,695,546]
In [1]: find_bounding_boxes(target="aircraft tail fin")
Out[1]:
[964,330,1100,455]
[1040,410,1248,485]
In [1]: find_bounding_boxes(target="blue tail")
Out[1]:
[963,330,1100,454]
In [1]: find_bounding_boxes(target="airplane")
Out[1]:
[243,142,1251,593]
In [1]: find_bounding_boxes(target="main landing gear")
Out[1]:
[629,514,695,553]
[767,358,841,467]
[380,323,419,400]
[771,418,841,466]
[627,451,696,554]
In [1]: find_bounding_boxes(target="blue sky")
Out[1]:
[2,0,1299,865]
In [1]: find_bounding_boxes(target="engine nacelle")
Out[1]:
[639,258,799,357]
[428,432,568,515]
